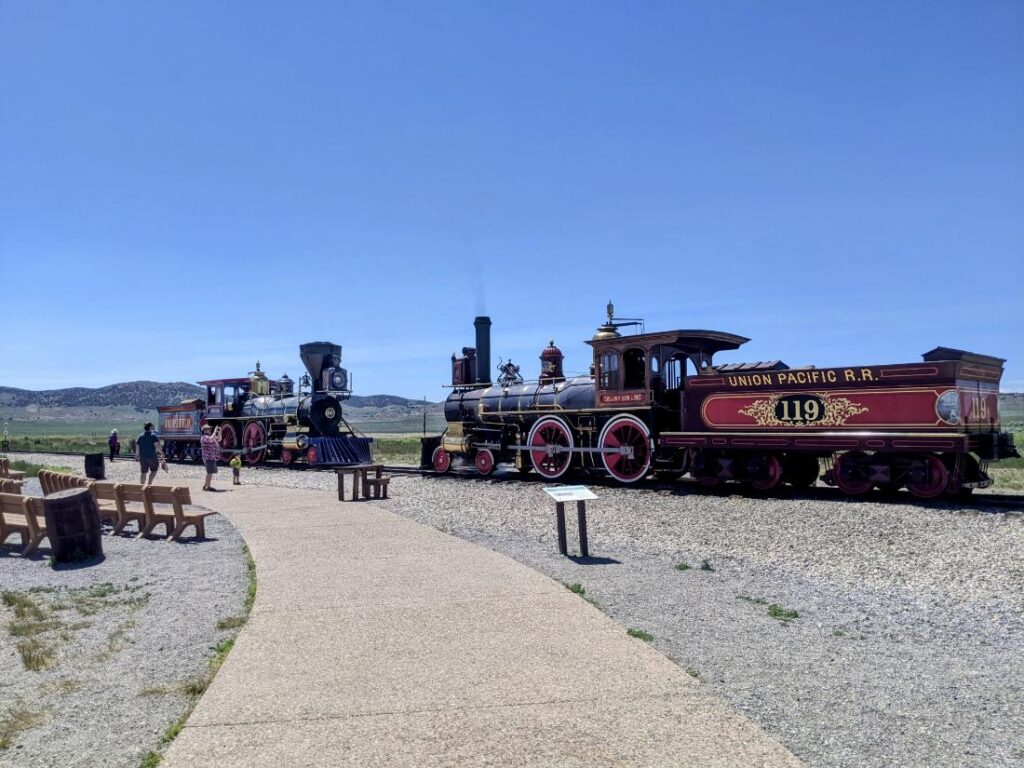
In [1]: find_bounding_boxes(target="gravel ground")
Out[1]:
[8,453,1024,768]
[0,457,248,768]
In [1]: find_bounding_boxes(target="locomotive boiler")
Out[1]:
[431,307,1019,499]
[159,342,372,466]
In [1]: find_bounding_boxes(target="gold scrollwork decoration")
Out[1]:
[739,394,868,427]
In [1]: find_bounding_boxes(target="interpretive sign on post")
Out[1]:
[542,486,597,558]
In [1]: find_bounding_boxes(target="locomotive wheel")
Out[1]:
[432,446,452,474]
[834,451,872,495]
[749,454,783,492]
[782,454,820,489]
[242,421,267,465]
[475,448,496,476]
[906,454,949,499]
[528,416,575,480]
[691,451,721,486]
[218,423,238,465]
[307,446,319,466]
[599,415,652,484]
[280,449,294,466]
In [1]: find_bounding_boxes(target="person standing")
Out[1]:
[108,429,120,461]
[135,423,163,486]
[229,453,242,485]
[200,424,223,491]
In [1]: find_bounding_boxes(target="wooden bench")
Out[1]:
[38,470,123,530]
[0,457,26,481]
[0,492,47,555]
[364,477,391,499]
[115,484,152,536]
[0,478,23,494]
[38,468,91,495]
[145,486,216,541]
[335,464,384,501]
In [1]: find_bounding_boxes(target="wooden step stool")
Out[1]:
[364,477,390,499]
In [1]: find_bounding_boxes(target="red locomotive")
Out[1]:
[158,342,372,467]
[432,305,1018,498]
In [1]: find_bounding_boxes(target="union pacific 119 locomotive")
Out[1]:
[431,306,1018,498]
[158,342,372,466]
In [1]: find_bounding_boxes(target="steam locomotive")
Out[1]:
[431,306,1018,498]
[158,342,372,466]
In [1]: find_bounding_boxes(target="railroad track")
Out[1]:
[9,448,1023,512]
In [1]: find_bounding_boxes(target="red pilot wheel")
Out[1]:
[432,446,452,474]
[306,446,319,466]
[598,415,652,484]
[475,448,496,476]
[834,451,872,495]
[906,454,949,499]
[218,423,238,465]
[242,421,266,465]
[528,417,575,480]
[280,449,294,466]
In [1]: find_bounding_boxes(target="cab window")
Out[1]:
[599,352,619,389]
[623,347,646,389]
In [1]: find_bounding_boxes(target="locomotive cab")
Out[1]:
[586,329,749,432]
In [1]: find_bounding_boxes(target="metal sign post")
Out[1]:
[542,486,598,558]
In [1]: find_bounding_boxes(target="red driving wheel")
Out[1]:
[218,423,238,465]
[599,415,652,483]
[242,421,266,465]
[528,417,574,480]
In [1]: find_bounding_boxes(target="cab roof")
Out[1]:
[585,329,749,355]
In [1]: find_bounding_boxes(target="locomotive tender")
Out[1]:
[158,342,372,467]
[433,306,1018,498]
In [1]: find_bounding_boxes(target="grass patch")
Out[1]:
[140,751,162,768]
[737,594,768,605]
[685,667,700,679]
[0,701,50,750]
[242,545,257,614]
[767,603,799,623]
[627,628,654,642]
[674,561,691,571]
[38,678,83,695]
[368,436,424,465]
[16,637,57,671]
[5,459,75,478]
[2,591,47,621]
[699,559,715,572]
[9,618,64,637]
[216,615,246,630]
[564,582,586,595]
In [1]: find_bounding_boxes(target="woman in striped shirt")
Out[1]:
[200,424,223,492]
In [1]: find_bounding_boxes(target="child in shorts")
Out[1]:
[230,454,242,485]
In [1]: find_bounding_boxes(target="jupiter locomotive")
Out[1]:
[432,306,1018,498]
[158,342,372,466]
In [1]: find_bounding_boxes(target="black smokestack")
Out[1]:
[474,316,491,384]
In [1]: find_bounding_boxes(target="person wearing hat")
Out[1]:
[200,423,223,491]
[135,423,163,486]
[108,429,121,461]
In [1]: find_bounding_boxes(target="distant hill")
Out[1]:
[0,382,205,410]
[0,383,436,411]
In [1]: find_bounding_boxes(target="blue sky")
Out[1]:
[1,1,1022,398]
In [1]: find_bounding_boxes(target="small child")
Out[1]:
[229,454,242,485]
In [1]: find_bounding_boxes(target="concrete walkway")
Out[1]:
[163,482,802,767]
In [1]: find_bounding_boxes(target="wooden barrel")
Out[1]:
[84,453,105,480]
[43,487,103,562]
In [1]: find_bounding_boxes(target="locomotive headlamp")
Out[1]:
[331,370,347,390]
